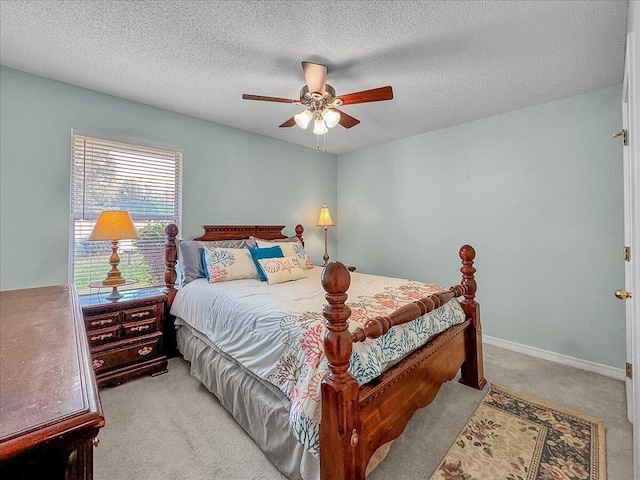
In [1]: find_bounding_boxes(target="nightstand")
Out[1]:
[79,287,168,388]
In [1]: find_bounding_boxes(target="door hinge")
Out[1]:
[626,362,633,379]
[613,129,628,146]
[624,246,631,262]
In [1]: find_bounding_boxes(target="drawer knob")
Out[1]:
[138,346,153,356]
[91,319,112,327]
[131,311,150,318]
[92,359,104,369]
[90,333,113,341]
[131,325,150,332]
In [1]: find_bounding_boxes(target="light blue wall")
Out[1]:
[337,85,625,368]
[0,66,337,290]
[0,65,625,369]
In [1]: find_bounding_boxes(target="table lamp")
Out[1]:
[88,210,140,300]
[316,203,334,266]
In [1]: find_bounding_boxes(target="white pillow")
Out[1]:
[202,246,259,283]
[255,239,314,269]
[257,256,307,285]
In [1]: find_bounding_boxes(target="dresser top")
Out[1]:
[0,285,103,457]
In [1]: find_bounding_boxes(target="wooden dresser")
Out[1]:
[80,288,168,388]
[0,285,104,479]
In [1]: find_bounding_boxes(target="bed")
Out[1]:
[163,224,485,480]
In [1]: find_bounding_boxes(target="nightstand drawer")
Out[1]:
[85,312,120,331]
[91,334,161,374]
[87,325,120,347]
[122,318,157,338]
[123,305,158,323]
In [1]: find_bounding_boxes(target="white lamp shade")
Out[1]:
[294,110,313,129]
[313,118,328,135]
[322,109,340,128]
[88,211,140,241]
[316,203,335,227]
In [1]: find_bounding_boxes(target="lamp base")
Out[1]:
[106,286,123,301]
[88,279,139,301]
[322,227,330,267]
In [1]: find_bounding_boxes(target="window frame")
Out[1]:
[69,129,183,294]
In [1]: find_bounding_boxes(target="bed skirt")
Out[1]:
[176,322,320,480]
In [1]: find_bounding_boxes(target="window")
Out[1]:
[70,131,182,295]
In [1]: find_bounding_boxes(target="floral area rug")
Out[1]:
[429,384,606,480]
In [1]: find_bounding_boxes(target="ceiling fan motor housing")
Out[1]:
[300,85,343,109]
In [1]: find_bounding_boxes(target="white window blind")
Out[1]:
[70,132,182,295]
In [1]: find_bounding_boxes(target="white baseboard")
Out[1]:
[483,335,626,381]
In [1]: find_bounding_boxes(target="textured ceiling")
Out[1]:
[0,0,629,154]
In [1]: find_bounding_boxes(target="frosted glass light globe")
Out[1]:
[313,118,328,135]
[294,110,313,129]
[322,109,340,128]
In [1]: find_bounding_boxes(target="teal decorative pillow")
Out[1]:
[255,239,314,269]
[249,246,284,281]
[202,246,259,283]
[201,248,209,281]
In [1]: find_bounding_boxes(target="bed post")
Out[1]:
[320,262,363,480]
[458,245,487,390]
[295,224,304,246]
[164,223,178,306]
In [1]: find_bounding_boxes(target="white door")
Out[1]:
[621,46,634,424]
[620,30,640,480]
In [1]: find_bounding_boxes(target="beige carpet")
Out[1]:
[94,345,633,479]
[429,384,606,480]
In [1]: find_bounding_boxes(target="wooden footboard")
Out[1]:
[319,247,485,480]
[163,224,485,479]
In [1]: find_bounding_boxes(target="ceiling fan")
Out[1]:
[242,62,393,136]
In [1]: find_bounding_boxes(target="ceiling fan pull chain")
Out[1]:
[323,133,326,153]
[316,134,320,151]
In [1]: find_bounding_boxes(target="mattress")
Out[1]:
[170,266,466,457]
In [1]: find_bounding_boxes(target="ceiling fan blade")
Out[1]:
[242,94,298,104]
[333,109,360,129]
[279,117,297,128]
[337,86,394,106]
[302,62,327,95]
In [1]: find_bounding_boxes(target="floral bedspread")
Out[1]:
[170,267,466,456]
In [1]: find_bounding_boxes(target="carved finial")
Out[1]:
[321,261,351,295]
[165,223,178,238]
[459,244,476,262]
[295,224,304,246]
[459,244,477,309]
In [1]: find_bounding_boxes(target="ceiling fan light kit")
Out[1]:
[294,109,313,129]
[322,108,340,128]
[313,117,328,135]
[242,61,394,148]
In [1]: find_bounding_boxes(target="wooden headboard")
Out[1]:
[194,224,304,245]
